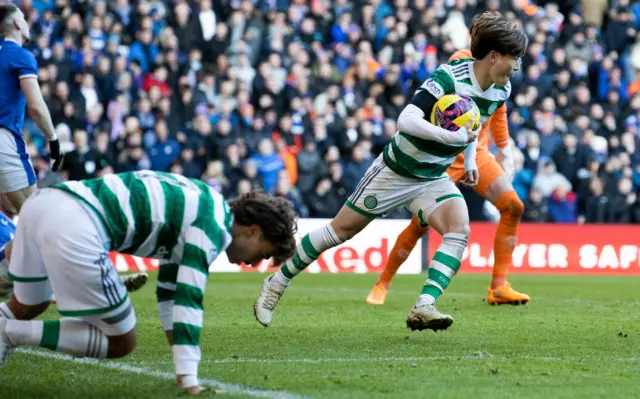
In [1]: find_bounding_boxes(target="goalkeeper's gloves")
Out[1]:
[49,138,64,171]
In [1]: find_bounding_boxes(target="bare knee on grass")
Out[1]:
[330,205,374,242]
[7,295,50,319]
[106,327,137,359]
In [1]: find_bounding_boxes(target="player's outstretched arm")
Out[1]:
[20,78,63,170]
[156,262,205,395]
[170,230,215,396]
[20,78,56,141]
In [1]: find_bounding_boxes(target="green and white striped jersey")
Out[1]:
[55,170,233,376]
[383,58,511,180]
[55,170,233,259]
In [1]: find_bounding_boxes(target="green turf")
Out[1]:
[2,272,639,398]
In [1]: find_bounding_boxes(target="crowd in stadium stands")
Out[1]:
[9,0,640,223]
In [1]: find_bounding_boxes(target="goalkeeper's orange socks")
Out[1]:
[490,191,523,288]
[380,216,427,285]
[487,191,530,305]
[369,190,531,306]
[367,216,427,305]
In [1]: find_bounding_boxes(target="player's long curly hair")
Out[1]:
[228,191,298,265]
[470,11,528,59]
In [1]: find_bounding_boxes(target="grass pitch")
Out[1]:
[1,272,639,398]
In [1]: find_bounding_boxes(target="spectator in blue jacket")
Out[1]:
[250,139,285,194]
[548,186,577,223]
[147,120,180,172]
[128,29,159,73]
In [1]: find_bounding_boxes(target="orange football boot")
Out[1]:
[486,282,530,306]
[366,282,390,305]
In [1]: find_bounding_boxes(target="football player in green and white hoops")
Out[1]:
[0,171,297,395]
[254,10,527,332]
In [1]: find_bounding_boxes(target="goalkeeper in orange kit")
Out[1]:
[366,48,530,307]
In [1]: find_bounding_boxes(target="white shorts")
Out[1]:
[0,127,36,193]
[8,188,135,336]
[346,154,466,224]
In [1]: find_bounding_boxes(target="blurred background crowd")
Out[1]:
[7,0,640,223]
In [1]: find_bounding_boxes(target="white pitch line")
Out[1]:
[18,348,307,399]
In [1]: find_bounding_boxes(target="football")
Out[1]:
[430,94,481,132]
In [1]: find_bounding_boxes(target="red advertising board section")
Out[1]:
[111,252,159,272]
[111,220,640,275]
[429,222,640,275]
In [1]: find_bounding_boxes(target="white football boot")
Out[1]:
[253,275,285,327]
[406,304,454,332]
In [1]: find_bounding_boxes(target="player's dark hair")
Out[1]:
[0,4,18,34]
[470,11,528,60]
[228,191,298,265]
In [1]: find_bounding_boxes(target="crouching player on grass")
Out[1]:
[0,195,149,300]
[0,171,297,395]
[0,202,150,299]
